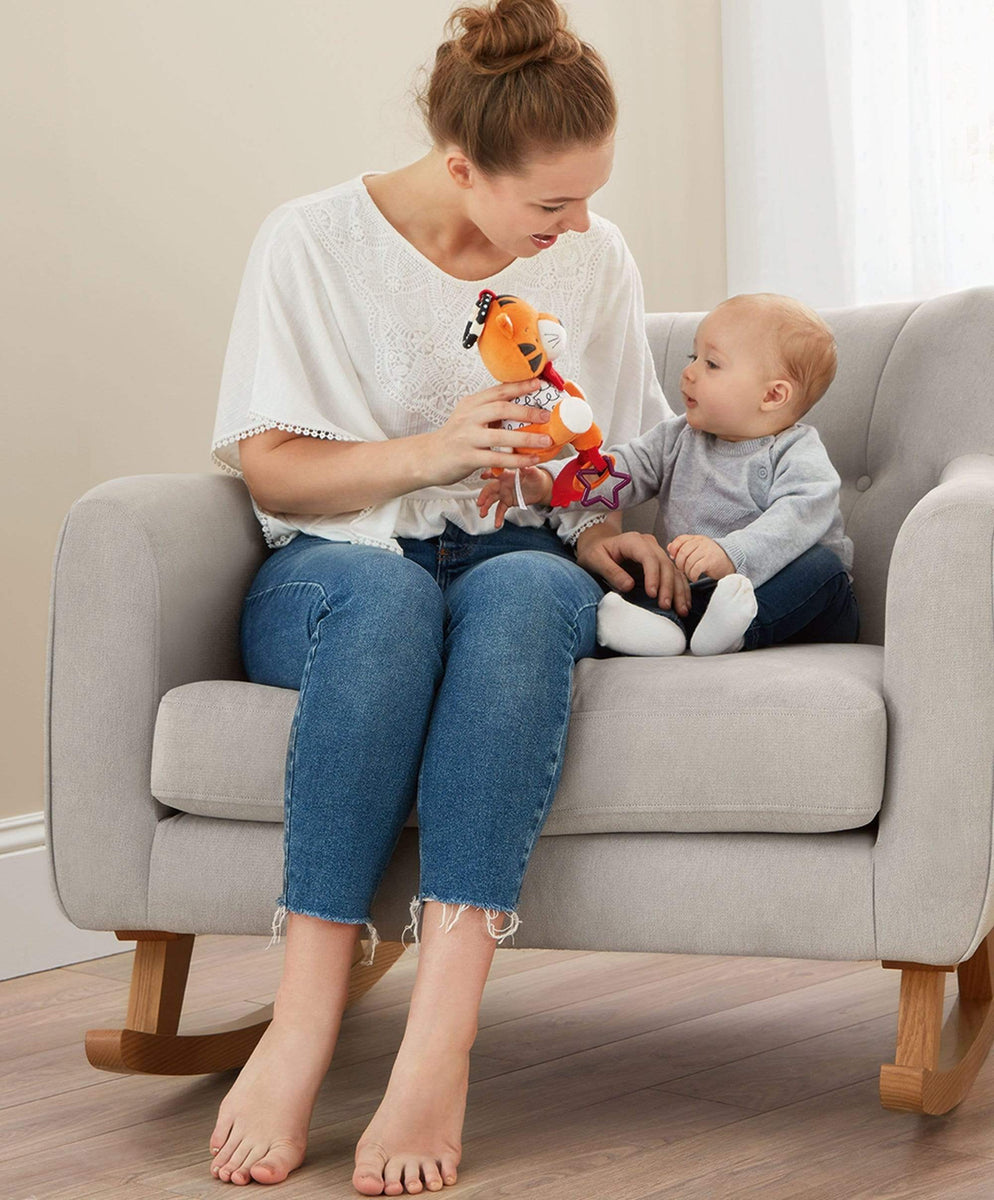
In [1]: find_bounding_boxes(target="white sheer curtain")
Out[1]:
[722,0,994,307]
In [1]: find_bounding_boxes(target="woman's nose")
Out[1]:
[562,204,590,234]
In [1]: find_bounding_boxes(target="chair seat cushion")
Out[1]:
[151,643,885,835]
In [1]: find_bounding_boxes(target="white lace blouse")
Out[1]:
[211,174,670,552]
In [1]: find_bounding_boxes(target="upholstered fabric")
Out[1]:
[46,288,994,964]
[152,645,885,835]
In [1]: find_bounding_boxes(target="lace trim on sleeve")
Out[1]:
[559,513,610,546]
[210,414,362,475]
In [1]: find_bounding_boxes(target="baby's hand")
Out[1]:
[667,534,735,582]
[478,466,553,529]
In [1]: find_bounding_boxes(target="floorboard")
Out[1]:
[3,939,994,1199]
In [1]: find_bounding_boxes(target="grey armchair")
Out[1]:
[46,286,994,1112]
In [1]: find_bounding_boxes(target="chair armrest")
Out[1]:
[45,473,265,931]
[874,455,994,963]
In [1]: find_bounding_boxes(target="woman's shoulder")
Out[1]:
[251,176,373,252]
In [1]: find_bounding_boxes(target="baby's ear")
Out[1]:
[762,380,793,410]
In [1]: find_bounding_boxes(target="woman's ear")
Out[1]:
[446,149,473,190]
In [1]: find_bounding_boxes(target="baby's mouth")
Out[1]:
[683,393,698,407]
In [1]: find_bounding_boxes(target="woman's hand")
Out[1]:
[477,465,554,528]
[576,526,692,616]
[423,381,554,486]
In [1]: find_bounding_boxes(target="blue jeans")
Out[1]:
[624,543,860,649]
[239,521,602,957]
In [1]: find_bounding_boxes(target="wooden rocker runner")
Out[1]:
[85,931,405,1076]
[880,930,994,1114]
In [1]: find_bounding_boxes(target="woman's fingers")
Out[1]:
[478,401,553,429]
[490,428,554,451]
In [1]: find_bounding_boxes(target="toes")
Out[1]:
[354,1146,388,1196]
[217,1138,251,1182]
[421,1159,444,1192]
[211,1129,242,1178]
[210,1114,234,1159]
[440,1155,459,1186]
[382,1160,406,1196]
[402,1159,424,1193]
[250,1154,292,1184]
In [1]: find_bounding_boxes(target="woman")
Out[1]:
[208,0,687,1193]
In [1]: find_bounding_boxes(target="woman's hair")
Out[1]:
[419,0,617,175]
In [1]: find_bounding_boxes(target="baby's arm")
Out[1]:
[478,416,686,527]
[709,436,842,588]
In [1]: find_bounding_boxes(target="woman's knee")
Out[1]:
[242,541,444,683]
[448,550,601,653]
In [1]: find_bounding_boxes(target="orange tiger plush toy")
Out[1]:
[462,289,630,508]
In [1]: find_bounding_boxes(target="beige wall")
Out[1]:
[2,0,724,822]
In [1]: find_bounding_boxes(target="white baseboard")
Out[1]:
[1,814,123,980]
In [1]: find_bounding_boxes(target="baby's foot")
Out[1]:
[690,574,758,656]
[209,1011,337,1185]
[596,591,687,656]
[353,1043,467,1195]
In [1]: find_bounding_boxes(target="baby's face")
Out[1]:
[681,307,787,441]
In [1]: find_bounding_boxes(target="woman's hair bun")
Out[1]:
[449,0,582,75]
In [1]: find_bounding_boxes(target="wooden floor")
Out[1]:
[4,938,994,1200]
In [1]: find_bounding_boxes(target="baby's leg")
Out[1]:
[596,591,687,656]
[689,574,758,656]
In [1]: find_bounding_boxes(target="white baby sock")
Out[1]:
[596,591,687,656]
[689,574,758,656]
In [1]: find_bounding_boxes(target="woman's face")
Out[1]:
[463,140,615,258]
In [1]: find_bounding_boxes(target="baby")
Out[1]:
[478,293,858,656]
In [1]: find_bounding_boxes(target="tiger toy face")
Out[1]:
[476,294,569,383]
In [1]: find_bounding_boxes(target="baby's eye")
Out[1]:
[540,204,567,213]
[686,353,697,361]
[705,360,718,369]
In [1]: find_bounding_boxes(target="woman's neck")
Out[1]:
[363,153,515,281]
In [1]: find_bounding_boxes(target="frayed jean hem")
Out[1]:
[267,902,381,966]
[401,894,522,955]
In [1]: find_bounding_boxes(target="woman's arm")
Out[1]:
[240,381,553,517]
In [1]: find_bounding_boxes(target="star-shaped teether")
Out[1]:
[576,458,632,509]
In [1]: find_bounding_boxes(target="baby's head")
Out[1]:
[681,293,838,442]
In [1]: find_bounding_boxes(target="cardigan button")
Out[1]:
[856,475,872,491]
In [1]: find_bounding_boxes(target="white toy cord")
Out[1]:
[513,469,527,509]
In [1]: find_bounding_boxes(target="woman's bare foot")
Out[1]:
[353,1042,467,1195]
[209,1009,334,1184]
[352,900,506,1196]
[209,914,360,1185]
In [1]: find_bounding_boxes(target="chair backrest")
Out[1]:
[645,287,994,644]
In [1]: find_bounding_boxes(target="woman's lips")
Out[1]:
[530,233,558,249]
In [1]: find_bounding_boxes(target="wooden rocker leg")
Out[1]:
[880,930,994,1113]
[85,929,405,1076]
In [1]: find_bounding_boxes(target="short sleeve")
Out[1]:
[211,206,387,476]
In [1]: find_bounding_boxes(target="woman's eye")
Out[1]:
[540,204,567,213]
